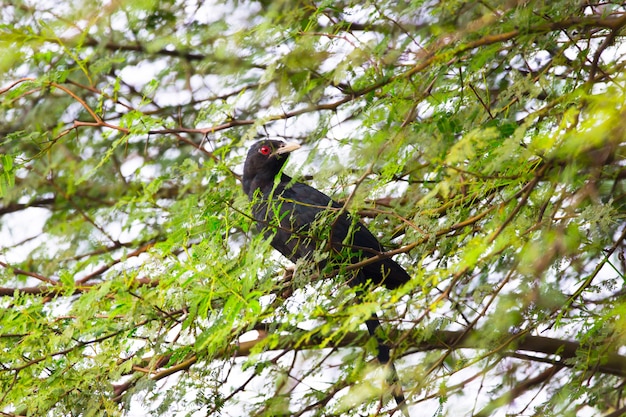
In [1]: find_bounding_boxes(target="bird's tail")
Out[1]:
[388,362,409,417]
[365,314,410,417]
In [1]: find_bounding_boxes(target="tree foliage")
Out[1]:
[1,0,626,416]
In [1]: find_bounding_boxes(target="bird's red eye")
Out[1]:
[259,145,271,156]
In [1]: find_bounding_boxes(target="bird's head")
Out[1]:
[242,140,301,196]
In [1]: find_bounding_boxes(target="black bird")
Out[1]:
[242,139,410,415]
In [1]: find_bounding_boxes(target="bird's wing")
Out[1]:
[260,181,336,262]
[281,183,410,289]
[255,179,409,288]
[279,181,384,256]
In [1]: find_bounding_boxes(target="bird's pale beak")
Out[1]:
[274,142,301,155]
